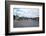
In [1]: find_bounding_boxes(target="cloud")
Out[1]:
[13,8,39,18]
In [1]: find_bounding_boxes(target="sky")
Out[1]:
[13,8,39,18]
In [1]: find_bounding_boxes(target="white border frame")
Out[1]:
[10,5,43,33]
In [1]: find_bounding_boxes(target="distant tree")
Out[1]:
[13,15,15,20]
